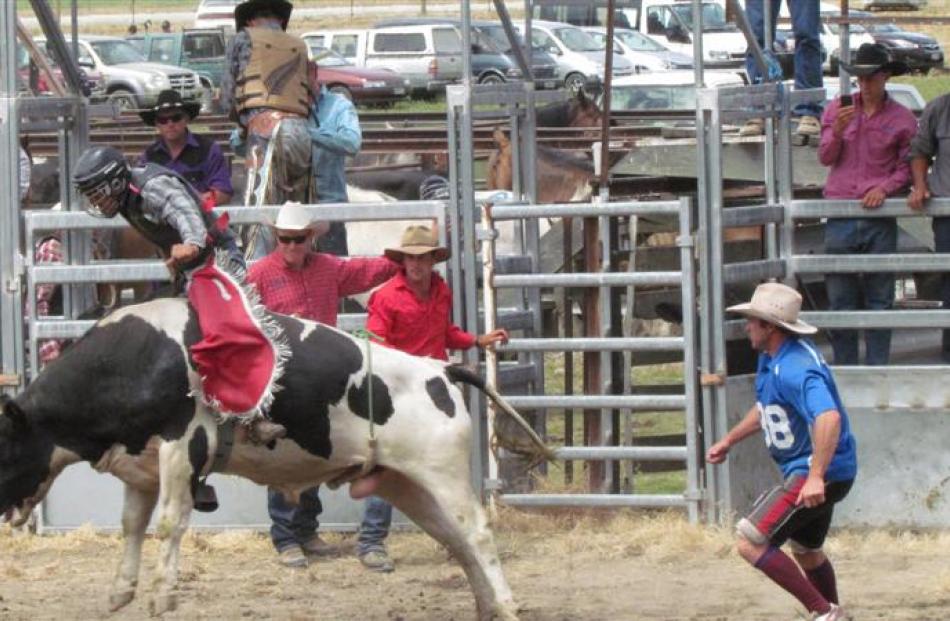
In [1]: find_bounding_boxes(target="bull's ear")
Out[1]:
[2,398,28,432]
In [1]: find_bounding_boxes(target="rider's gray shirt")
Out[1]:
[910,93,950,198]
[138,175,208,248]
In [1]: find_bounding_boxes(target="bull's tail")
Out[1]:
[445,364,556,466]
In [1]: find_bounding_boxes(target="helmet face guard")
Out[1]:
[79,175,126,218]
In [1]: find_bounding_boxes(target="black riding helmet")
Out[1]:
[73,146,130,218]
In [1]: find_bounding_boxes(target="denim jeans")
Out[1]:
[824,217,897,365]
[744,0,823,117]
[933,217,950,362]
[268,486,322,552]
[356,496,392,555]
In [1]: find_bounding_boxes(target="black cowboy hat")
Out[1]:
[840,42,909,77]
[138,90,200,126]
[234,0,293,31]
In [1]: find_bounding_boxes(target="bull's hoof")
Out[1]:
[149,592,178,616]
[108,589,135,612]
[489,603,520,621]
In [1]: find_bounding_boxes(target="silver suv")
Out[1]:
[41,35,203,110]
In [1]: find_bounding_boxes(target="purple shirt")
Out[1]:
[819,93,917,199]
[138,131,233,196]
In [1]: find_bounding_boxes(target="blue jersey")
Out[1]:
[754,337,857,482]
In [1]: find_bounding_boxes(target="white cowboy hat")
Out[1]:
[384,224,449,263]
[726,282,817,335]
[269,201,329,237]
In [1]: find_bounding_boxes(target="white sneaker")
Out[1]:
[813,604,848,621]
[796,115,821,137]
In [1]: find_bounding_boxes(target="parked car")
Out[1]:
[38,35,203,111]
[824,79,926,114]
[373,18,561,89]
[301,25,463,97]
[127,29,227,111]
[583,26,693,72]
[866,22,944,74]
[586,26,694,70]
[863,0,927,10]
[193,0,240,32]
[820,17,876,74]
[16,42,105,99]
[305,47,411,106]
[610,69,744,111]
[774,26,829,78]
[517,20,635,93]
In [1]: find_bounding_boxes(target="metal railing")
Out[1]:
[481,197,702,520]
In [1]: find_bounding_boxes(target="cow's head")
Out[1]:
[0,395,54,524]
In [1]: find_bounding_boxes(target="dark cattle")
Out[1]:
[0,298,549,620]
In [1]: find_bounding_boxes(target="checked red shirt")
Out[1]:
[247,251,398,326]
[366,271,475,360]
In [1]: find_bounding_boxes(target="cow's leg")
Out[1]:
[375,469,518,621]
[110,484,159,611]
[149,439,196,616]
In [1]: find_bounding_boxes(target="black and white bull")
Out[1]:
[0,298,548,619]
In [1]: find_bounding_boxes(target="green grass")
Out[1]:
[893,74,950,103]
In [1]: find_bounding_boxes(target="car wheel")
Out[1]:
[329,85,353,101]
[564,72,586,95]
[199,79,214,112]
[479,73,505,85]
[108,89,137,112]
[920,66,931,76]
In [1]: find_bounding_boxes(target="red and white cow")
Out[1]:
[0,298,549,619]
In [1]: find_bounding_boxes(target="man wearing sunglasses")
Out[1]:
[247,201,399,569]
[139,90,233,207]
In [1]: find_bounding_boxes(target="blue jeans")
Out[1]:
[744,0,823,117]
[268,486,322,552]
[933,217,950,362]
[824,218,897,365]
[357,496,392,555]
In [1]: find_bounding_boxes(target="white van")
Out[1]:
[517,20,635,93]
[302,25,463,96]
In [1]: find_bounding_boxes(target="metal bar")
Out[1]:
[722,259,786,284]
[33,262,172,284]
[492,0,531,78]
[678,197,702,523]
[799,310,950,329]
[493,272,683,287]
[791,198,950,218]
[728,0,769,78]
[29,0,85,94]
[506,395,685,410]
[554,446,687,461]
[491,201,681,220]
[792,254,948,273]
[499,337,685,352]
[720,204,785,228]
[500,493,687,508]
[480,203,500,509]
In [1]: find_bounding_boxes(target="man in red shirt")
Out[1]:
[356,224,508,572]
[247,201,399,568]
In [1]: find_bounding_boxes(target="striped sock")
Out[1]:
[805,559,839,605]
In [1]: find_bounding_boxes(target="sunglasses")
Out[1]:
[278,234,310,245]
[156,113,185,125]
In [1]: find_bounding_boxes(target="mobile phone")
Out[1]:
[840,94,853,106]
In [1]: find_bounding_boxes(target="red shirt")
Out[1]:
[247,251,398,326]
[366,271,475,360]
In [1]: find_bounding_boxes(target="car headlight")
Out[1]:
[890,39,916,49]
[505,67,522,77]
[147,74,168,88]
[361,80,387,88]
[708,50,731,60]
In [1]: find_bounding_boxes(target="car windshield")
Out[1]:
[870,23,901,33]
[616,29,666,52]
[554,27,602,52]
[827,23,868,34]
[90,40,147,65]
[312,47,351,67]
[611,84,696,111]
[669,3,734,32]
[478,24,527,54]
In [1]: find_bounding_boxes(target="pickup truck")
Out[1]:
[127,29,227,112]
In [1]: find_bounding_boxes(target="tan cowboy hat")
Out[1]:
[726,282,817,335]
[384,225,449,263]
[269,201,329,237]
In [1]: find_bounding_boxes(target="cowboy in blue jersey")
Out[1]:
[707,282,857,621]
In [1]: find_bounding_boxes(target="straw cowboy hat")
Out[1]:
[726,282,817,335]
[384,225,450,263]
[269,201,329,237]
[235,0,293,31]
[138,90,201,127]
[840,42,909,77]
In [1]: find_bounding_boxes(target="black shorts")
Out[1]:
[745,474,854,550]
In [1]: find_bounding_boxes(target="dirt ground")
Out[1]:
[1,510,948,621]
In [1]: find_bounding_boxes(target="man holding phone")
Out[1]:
[818,43,917,365]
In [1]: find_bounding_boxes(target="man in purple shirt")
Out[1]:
[818,43,916,365]
[139,90,233,206]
